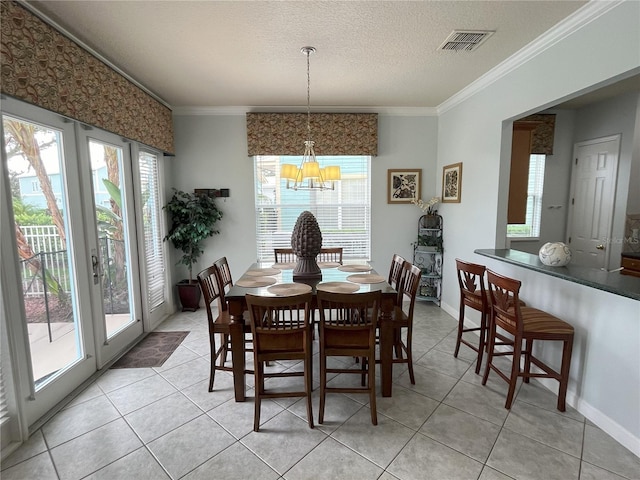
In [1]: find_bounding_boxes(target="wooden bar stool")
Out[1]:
[483,269,574,411]
[454,259,490,374]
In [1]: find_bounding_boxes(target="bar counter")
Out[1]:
[475,249,640,301]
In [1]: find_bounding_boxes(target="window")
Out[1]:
[138,151,166,311]
[508,154,546,238]
[254,155,371,262]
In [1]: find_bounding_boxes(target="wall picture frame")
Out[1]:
[387,169,422,204]
[442,162,462,203]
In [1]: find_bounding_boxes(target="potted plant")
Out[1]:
[164,188,223,311]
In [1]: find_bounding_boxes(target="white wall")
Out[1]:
[437,1,640,455]
[169,113,438,289]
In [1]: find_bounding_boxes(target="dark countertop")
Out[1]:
[622,252,640,260]
[475,249,640,301]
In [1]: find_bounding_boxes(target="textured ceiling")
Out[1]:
[27,0,589,111]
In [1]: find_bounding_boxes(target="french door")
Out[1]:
[1,98,144,425]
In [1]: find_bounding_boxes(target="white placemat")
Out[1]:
[272,262,296,270]
[346,274,386,284]
[245,267,281,276]
[236,276,278,287]
[317,261,341,268]
[316,282,360,293]
[338,264,372,272]
[267,283,313,296]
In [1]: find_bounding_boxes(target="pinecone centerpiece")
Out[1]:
[291,211,323,279]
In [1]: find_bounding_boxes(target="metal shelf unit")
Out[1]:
[413,214,443,305]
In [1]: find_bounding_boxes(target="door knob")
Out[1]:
[596,244,605,250]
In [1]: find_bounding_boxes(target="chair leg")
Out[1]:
[368,354,377,425]
[406,346,415,385]
[482,321,496,386]
[305,355,314,429]
[220,334,229,367]
[505,340,521,409]
[208,333,216,392]
[454,303,465,358]
[319,353,326,424]
[523,338,532,383]
[557,336,573,412]
[254,362,262,432]
[475,311,486,374]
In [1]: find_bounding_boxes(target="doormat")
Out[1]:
[111,331,189,369]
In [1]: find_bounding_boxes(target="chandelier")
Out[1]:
[280,46,341,191]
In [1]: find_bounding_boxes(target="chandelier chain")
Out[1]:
[306,48,311,142]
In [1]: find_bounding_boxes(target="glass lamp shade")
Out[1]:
[281,163,298,180]
[324,165,341,180]
[301,160,321,179]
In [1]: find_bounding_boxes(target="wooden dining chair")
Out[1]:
[388,254,406,303]
[197,259,251,392]
[389,261,421,384]
[317,290,381,425]
[246,292,314,431]
[274,248,296,263]
[317,247,343,264]
[483,269,575,411]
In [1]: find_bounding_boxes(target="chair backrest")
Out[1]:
[486,269,523,336]
[456,258,488,312]
[213,256,233,290]
[274,248,296,263]
[397,262,421,319]
[197,265,226,321]
[317,247,343,264]
[388,254,406,291]
[245,293,312,357]
[317,290,380,351]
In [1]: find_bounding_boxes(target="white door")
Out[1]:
[567,135,620,269]
[2,100,98,424]
[76,129,144,367]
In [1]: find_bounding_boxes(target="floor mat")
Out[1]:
[110,331,189,368]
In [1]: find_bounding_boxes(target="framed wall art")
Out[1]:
[387,169,422,204]
[442,162,462,203]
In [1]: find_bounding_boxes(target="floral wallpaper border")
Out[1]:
[246,113,378,156]
[1,1,174,154]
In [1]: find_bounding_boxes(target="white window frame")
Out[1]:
[508,154,546,240]
[254,155,371,262]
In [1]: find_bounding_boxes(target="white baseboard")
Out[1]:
[439,300,640,457]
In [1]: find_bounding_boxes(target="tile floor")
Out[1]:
[2,302,639,480]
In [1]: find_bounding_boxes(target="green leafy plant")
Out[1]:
[163,189,223,282]
[414,234,443,252]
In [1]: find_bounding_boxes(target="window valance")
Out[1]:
[246,113,378,156]
[0,1,175,155]
[518,113,556,155]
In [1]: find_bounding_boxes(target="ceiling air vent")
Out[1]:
[439,30,495,52]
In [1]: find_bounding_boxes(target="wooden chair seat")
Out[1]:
[520,307,574,336]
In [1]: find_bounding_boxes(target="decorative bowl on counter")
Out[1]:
[539,242,572,267]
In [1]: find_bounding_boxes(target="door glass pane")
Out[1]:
[88,140,135,338]
[3,116,83,389]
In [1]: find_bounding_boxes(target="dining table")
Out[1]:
[225,261,399,402]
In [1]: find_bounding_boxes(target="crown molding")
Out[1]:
[172,106,438,116]
[437,0,624,115]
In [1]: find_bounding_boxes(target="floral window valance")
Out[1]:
[0,1,174,154]
[518,113,556,155]
[246,113,378,156]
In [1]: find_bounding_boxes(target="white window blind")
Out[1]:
[254,155,371,262]
[138,151,166,310]
[508,154,546,238]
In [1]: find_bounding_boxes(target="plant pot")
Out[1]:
[177,280,201,312]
